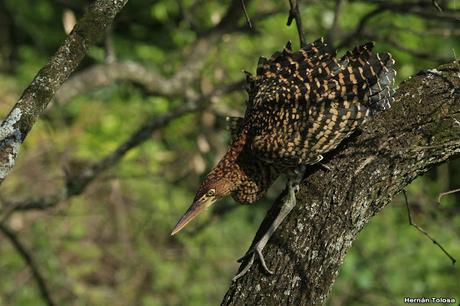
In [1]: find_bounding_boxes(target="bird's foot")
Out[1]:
[232,171,303,282]
[232,241,273,282]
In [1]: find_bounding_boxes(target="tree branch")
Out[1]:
[402,190,456,265]
[287,0,306,47]
[0,224,56,306]
[337,1,459,49]
[222,63,460,305]
[0,80,244,214]
[172,0,253,94]
[362,33,452,64]
[0,0,128,184]
[55,0,264,105]
[0,104,196,214]
[336,6,387,49]
[65,102,201,196]
[55,62,177,103]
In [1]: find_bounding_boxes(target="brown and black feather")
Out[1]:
[244,37,396,168]
[192,38,395,205]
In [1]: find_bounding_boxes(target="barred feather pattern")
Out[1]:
[188,38,396,205]
[245,37,396,167]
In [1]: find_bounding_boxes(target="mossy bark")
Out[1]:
[222,63,460,305]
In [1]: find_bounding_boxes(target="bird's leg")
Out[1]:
[232,166,306,282]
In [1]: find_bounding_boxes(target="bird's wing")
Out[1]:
[245,38,396,164]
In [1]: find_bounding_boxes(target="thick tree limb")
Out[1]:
[0,0,128,184]
[222,64,460,305]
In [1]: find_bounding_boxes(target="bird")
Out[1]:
[171,37,396,281]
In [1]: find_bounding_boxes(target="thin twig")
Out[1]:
[287,0,306,47]
[432,0,443,11]
[336,7,386,49]
[402,190,456,265]
[241,0,253,30]
[363,33,451,63]
[0,224,56,306]
[437,188,460,204]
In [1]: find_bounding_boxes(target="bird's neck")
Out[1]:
[204,125,277,204]
[216,126,278,203]
[224,125,250,163]
[208,124,250,180]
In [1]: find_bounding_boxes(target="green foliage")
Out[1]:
[0,0,459,305]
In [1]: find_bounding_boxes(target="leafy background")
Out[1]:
[0,0,459,305]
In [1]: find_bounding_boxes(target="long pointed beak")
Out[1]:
[171,198,213,235]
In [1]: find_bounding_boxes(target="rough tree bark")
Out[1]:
[0,0,128,184]
[222,63,460,305]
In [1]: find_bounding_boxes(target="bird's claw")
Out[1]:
[232,245,273,282]
[319,163,332,171]
[311,155,332,172]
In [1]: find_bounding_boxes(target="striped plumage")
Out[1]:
[246,38,395,168]
[171,37,395,235]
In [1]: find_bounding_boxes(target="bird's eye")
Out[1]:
[206,189,216,197]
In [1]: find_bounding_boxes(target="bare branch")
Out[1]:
[287,0,306,47]
[437,188,460,204]
[432,0,443,11]
[0,194,62,224]
[56,62,176,103]
[395,2,459,22]
[241,0,253,30]
[337,1,459,49]
[65,102,201,196]
[362,33,452,63]
[403,190,456,265]
[56,0,263,105]
[0,80,244,214]
[0,224,56,306]
[0,104,196,214]
[336,6,386,49]
[0,0,128,184]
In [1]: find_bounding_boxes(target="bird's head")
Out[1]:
[171,169,236,235]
